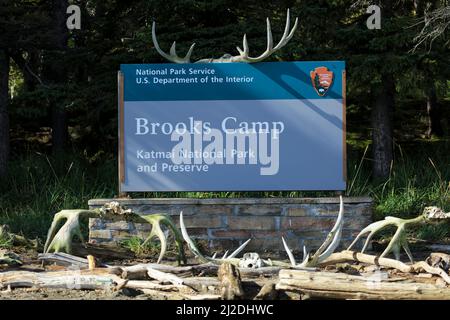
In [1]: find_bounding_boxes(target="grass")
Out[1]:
[348,142,450,220]
[0,226,13,248]
[0,152,116,238]
[120,236,162,257]
[0,139,448,242]
[0,233,13,249]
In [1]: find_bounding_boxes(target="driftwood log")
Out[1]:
[147,267,184,285]
[276,269,450,300]
[71,243,134,259]
[38,252,91,269]
[0,269,125,290]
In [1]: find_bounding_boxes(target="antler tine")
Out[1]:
[228,238,252,258]
[236,34,250,57]
[240,9,298,63]
[179,211,209,262]
[266,18,274,52]
[282,237,296,267]
[316,196,345,262]
[302,245,308,262]
[152,21,195,63]
[273,8,298,50]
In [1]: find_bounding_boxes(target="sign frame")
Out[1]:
[118,62,347,194]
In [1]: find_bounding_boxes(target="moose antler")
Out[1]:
[180,211,251,266]
[44,203,186,264]
[347,206,450,263]
[282,196,345,268]
[152,9,298,63]
[152,22,196,63]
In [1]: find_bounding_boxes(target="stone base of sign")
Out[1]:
[88,197,372,253]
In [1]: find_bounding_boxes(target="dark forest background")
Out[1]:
[0,0,448,239]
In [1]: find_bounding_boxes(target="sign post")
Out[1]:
[118,61,346,192]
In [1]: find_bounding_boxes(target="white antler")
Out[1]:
[283,196,345,268]
[152,9,298,64]
[179,211,251,265]
[235,8,298,63]
[151,22,196,63]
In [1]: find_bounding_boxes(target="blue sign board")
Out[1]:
[119,61,346,192]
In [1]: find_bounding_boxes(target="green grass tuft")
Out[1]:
[120,236,161,257]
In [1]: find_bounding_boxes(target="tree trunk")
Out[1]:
[50,0,69,154]
[425,82,443,137]
[371,75,395,179]
[0,49,10,178]
[51,105,68,153]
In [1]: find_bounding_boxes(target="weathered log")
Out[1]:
[0,269,125,290]
[119,263,218,279]
[72,243,134,259]
[38,252,90,268]
[125,277,219,294]
[118,263,281,279]
[218,262,244,300]
[124,263,218,293]
[276,269,450,300]
[240,266,284,278]
[147,267,184,285]
[183,277,220,292]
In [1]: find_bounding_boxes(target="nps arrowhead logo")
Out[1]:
[310,67,334,97]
